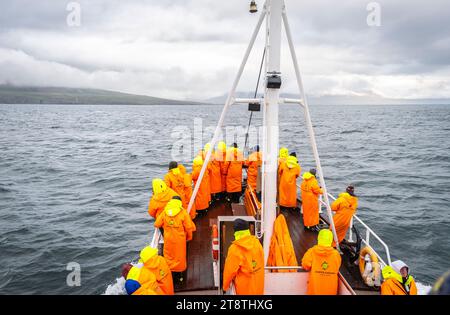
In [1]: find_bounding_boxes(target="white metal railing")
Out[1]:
[150,227,163,249]
[320,192,392,266]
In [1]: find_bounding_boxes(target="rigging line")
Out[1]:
[244,47,266,154]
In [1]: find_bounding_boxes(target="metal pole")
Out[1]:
[262,0,283,263]
[282,6,340,248]
[186,7,267,215]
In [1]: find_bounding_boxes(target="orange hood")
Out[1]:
[313,245,337,257]
[233,235,258,251]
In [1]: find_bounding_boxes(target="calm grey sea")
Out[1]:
[0,103,449,294]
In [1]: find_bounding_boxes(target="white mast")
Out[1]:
[262,0,283,262]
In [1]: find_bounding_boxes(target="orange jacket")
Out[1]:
[148,188,179,219]
[140,255,174,295]
[278,162,301,208]
[192,163,211,211]
[267,214,298,272]
[132,278,162,295]
[223,234,265,295]
[381,265,418,295]
[164,170,187,207]
[245,151,262,191]
[300,173,323,227]
[210,152,223,194]
[126,265,163,295]
[224,148,244,193]
[301,245,342,295]
[217,150,228,192]
[330,192,358,245]
[178,165,196,219]
[154,200,196,272]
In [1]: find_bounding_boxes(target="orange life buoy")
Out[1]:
[212,224,219,261]
[359,246,381,287]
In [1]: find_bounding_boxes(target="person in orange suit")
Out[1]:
[178,164,196,219]
[138,246,174,295]
[224,143,244,203]
[217,141,228,197]
[148,178,179,220]
[164,161,187,208]
[204,143,223,201]
[122,263,163,295]
[191,156,211,216]
[381,260,417,295]
[330,185,358,246]
[300,168,323,231]
[245,145,262,193]
[223,219,264,295]
[301,229,342,295]
[278,155,301,209]
[154,196,196,285]
[267,214,298,272]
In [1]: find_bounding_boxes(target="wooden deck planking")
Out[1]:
[176,200,233,292]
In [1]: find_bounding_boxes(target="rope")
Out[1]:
[244,47,266,155]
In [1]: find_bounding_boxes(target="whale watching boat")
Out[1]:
[122,0,399,295]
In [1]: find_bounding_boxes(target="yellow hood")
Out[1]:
[286,156,298,168]
[140,246,158,264]
[279,147,289,159]
[171,167,181,176]
[317,229,333,247]
[217,141,227,152]
[234,229,251,241]
[193,156,203,167]
[152,178,167,195]
[382,265,403,283]
[302,172,314,180]
[165,198,183,217]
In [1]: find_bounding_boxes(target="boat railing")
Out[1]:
[321,192,392,266]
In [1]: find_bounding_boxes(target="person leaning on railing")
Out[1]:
[381,260,417,295]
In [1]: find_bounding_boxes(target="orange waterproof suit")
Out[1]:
[301,229,342,295]
[381,265,417,295]
[223,230,265,295]
[224,148,244,193]
[330,192,358,245]
[300,172,323,227]
[148,179,179,219]
[164,168,187,208]
[192,157,211,211]
[245,151,262,191]
[139,246,174,295]
[217,142,228,192]
[154,199,196,272]
[278,157,301,208]
[125,265,163,295]
[209,152,223,194]
[267,214,298,272]
[178,164,196,219]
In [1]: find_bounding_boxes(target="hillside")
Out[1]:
[0,86,203,105]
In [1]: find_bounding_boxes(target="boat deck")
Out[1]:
[176,200,233,292]
[175,199,378,294]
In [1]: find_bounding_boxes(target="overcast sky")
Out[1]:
[0,0,449,100]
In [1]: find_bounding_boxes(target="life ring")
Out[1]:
[359,246,381,287]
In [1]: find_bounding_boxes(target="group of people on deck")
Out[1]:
[122,142,417,295]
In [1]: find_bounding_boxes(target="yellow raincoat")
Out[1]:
[154,199,196,272]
